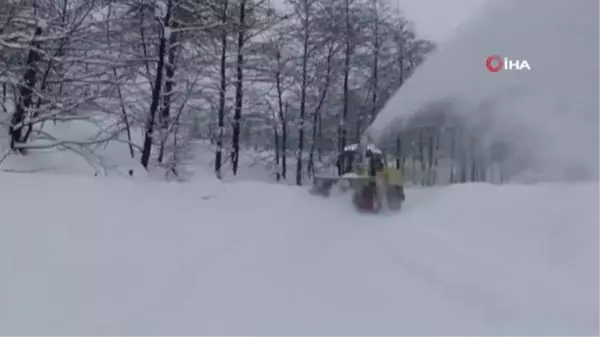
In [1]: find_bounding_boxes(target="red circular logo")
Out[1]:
[485,55,503,72]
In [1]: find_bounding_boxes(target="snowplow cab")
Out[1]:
[336,144,385,176]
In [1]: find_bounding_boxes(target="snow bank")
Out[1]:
[366,0,599,181]
[0,117,147,178]
[0,173,597,335]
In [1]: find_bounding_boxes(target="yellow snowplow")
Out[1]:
[310,144,405,212]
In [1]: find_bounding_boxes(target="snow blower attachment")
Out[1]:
[310,144,405,212]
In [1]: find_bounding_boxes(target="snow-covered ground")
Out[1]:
[0,172,597,335]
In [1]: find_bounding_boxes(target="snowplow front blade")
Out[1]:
[309,177,340,197]
[310,175,374,197]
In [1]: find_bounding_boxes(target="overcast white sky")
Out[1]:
[272,0,489,42]
[393,0,489,41]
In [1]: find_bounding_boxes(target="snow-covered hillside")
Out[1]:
[0,173,597,335]
[367,0,599,181]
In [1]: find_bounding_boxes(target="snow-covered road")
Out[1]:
[0,173,597,335]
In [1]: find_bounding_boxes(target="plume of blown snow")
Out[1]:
[366,0,599,181]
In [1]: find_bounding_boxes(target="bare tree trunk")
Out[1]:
[458,134,468,183]
[29,20,69,130]
[116,71,135,159]
[396,40,406,176]
[10,27,42,153]
[308,42,334,178]
[282,102,288,179]
[427,131,434,186]
[273,124,280,181]
[449,130,456,183]
[158,22,178,164]
[338,0,351,158]
[275,50,287,179]
[395,135,402,169]
[231,0,246,175]
[271,104,280,182]
[418,130,426,185]
[141,0,172,169]
[317,112,322,162]
[470,136,477,182]
[296,4,310,186]
[370,0,379,123]
[215,0,229,179]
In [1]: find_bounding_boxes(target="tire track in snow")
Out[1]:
[370,208,598,335]
[372,228,512,331]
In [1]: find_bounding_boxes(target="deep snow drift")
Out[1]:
[0,173,597,335]
[366,0,599,181]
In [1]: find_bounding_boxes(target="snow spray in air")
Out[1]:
[365,0,599,181]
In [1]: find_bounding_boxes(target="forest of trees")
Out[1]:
[1,0,504,187]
